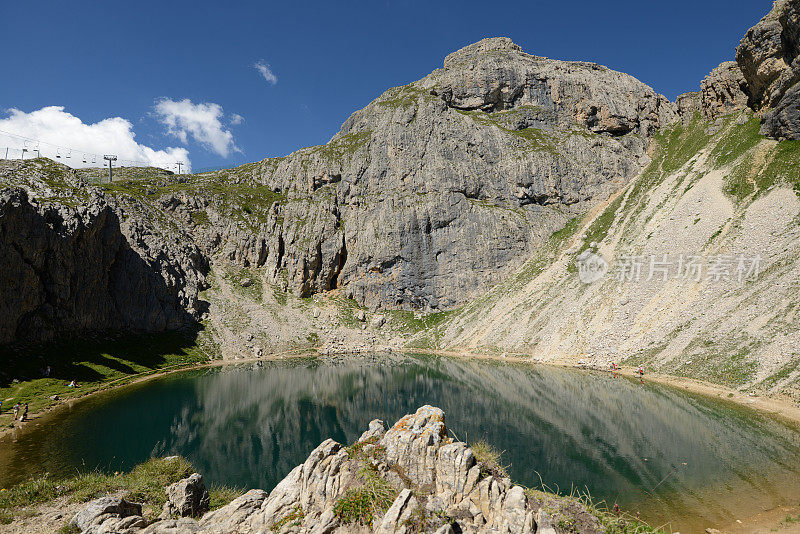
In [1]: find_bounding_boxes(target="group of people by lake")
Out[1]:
[610,362,646,383]
[4,402,29,422]
[2,378,80,425]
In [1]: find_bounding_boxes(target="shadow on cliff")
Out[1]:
[0,187,211,391]
[0,187,209,348]
[0,324,205,388]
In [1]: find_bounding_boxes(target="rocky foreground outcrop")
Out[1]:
[70,406,606,533]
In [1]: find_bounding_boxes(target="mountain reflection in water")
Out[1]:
[2,355,799,531]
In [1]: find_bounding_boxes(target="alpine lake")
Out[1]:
[2,354,799,532]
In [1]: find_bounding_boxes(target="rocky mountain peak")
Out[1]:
[425,37,676,135]
[442,37,524,67]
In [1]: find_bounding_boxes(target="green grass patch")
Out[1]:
[711,116,762,167]
[224,267,263,302]
[577,194,624,254]
[656,113,713,175]
[0,457,240,524]
[455,109,560,155]
[98,172,285,230]
[387,310,455,333]
[333,296,366,327]
[675,342,758,387]
[0,329,208,421]
[722,153,757,201]
[376,84,429,109]
[208,484,243,511]
[710,115,800,201]
[524,488,664,534]
[757,138,800,192]
[761,357,800,389]
[190,210,210,226]
[312,130,372,162]
[389,309,457,349]
[0,457,191,512]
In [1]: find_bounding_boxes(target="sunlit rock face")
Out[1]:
[244,37,676,310]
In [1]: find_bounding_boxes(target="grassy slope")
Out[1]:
[0,330,210,425]
[435,111,800,390]
[0,456,240,528]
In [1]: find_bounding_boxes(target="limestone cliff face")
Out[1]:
[238,37,675,311]
[0,160,207,344]
[675,91,701,123]
[675,62,749,123]
[0,38,681,344]
[699,62,750,119]
[735,0,800,139]
[673,1,800,134]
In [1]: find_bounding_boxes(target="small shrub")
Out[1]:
[56,523,81,534]
[344,436,384,461]
[471,439,509,479]
[0,510,14,524]
[270,505,304,531]
[333,468,398,526]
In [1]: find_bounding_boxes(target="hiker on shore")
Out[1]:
[637,364,644,377]
[12,402,20,420]
[20,403,28,422]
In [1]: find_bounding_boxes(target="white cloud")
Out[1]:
[230,113,244,125]
[0,106,190,171]
[254,60,277,85]
[154,98,239,158]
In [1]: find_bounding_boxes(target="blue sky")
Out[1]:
[0,1,772,171]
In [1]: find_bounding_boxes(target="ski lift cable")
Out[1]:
[0,128,184,168]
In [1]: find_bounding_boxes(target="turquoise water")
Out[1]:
[2,355,799,531]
